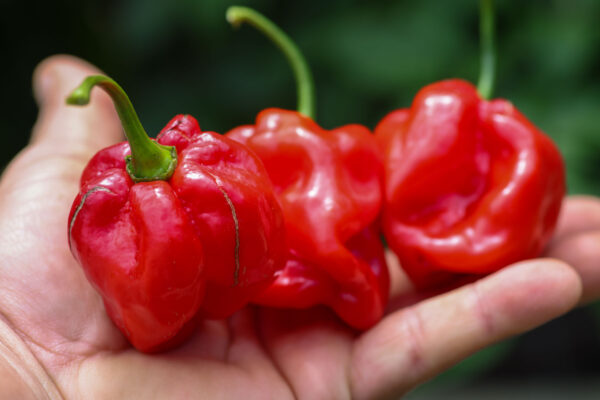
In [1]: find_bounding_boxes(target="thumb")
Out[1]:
[0,55,124,192]
[31,54,123,153]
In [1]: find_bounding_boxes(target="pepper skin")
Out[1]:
[225,6,389,329]
[68,77,285,352]
[228,109,389,330]
[375,79,565,289]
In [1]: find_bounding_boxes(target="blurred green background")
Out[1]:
[1,0,600,397]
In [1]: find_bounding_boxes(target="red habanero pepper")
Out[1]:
[67,76,285,352]
[225,7,389,329]
[375,0,565,289]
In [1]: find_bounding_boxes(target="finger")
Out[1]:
[548,230,600,304]
[385,251,439,313]
[0,55,124,190]
[257,306,355,399]
[385,250,482,313]
[350,259,581,400]
[386,250,415,300]
[551,195,600,245]
[31,54,123,154]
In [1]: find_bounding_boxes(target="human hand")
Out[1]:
[0,55,582,399]
[546,196,600,304]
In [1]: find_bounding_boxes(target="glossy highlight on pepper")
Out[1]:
[67,76,286,352]
[375,0,565,289]
[225,7,389,330]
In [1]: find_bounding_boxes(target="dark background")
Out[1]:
[2,0,600,397]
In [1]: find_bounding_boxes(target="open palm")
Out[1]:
[0,56,592,400]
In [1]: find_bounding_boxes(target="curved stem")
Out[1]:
[226,6,316,119]
[477,0,496,100]
[67,75,177,182]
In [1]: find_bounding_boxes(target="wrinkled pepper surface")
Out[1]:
[228,109,388,329]
[375,79,565,289]
[67,76,285,352]
[226,7,389,330]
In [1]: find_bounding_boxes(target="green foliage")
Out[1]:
[4,0,600,196]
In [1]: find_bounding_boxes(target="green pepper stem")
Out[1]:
[477,0,496,100]
[226,6,316,119]
[66,75,177,182]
